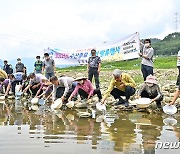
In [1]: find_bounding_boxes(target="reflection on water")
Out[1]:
[0,101,180,154]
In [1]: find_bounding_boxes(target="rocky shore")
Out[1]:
[58,68,179,105]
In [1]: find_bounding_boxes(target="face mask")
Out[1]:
[147,83,153,87]
[18,61,21,63]
[45,57,49,60]
[91,52,96,57]
[145,43,150,48]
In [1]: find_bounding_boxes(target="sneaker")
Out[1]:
[114,100,124,106]
[124,100,129,107]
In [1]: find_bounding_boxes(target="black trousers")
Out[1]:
[30,83,43,96]
[88,67,100,89]
[176,66,180,86]
[11,80,22,95]
[110,86,135,101]
[78,88,102,100]
[140,90,163,107]
[141,64,153,81]
[56,84,76,102]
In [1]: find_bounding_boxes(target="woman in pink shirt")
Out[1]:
[68,74,102,102]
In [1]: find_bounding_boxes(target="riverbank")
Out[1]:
[57,66,178,105]
[55,56,178,105]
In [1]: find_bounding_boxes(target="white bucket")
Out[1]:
[66,101,75,108]
[163,105,177,115]
[96,102,106,111]
[51,98,63,110]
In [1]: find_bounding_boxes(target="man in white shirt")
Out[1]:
[50,76,76,102]
[23,73,47,96]
[139,39,154,81]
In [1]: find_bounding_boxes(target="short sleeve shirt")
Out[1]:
[88,56,101,68]
[44,59,55,73]
[141,47,154,67]
[15,63,25,72]
[29,74,47,84]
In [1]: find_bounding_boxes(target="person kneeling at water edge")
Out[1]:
[50,76,76,103]
[0,75,14,97]
[101,69,136,107]
[35,80,53,99]
[137,75,163,108]
[68,74,102,102]
[23,73,47,96]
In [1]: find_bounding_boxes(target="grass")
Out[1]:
[57,56,177,72]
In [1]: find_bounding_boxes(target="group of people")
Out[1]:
[0,39,180,109]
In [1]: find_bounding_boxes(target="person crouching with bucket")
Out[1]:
[137,75,163,109]
[68,73,102,102]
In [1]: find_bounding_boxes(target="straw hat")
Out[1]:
[145,75,158,84]
[74,73,87,81]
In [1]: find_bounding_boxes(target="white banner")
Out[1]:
[45,32,140,66]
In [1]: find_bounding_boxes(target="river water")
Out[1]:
[0,101,180,154]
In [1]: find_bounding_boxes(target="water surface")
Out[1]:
[0,101,180,154]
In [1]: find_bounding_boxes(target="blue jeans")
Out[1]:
[35,70,42,74]
[45,72,55,79]
[141,64,153,81]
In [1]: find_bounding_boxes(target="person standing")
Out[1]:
[138,39,154,81]
[87,49,101,89]
[34,56,43,74]
[176,50,180,86]
[15,58,25,73]
[43,53,55,79]
[3,60,13,74]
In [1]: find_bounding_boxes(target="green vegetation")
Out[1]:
[152,32,180,55]
[57,56,177,72]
